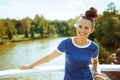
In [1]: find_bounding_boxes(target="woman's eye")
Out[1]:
[85,27,89,29]
[78,25,82,28]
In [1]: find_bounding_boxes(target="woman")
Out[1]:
[21,7,103,80]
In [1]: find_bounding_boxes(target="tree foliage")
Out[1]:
[94,38,110,63]
[94,2,120,47]
[21,17,31,38]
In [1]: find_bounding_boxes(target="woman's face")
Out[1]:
[76,19,94,39]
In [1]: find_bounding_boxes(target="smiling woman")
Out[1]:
[20,7,103,80]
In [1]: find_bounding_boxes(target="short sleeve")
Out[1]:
[56,40,66,53]
[92,44,99,59]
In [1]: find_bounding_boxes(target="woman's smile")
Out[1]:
[79,32,86,36]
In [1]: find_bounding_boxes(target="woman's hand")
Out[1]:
[20,65,33,69]
[95,77,104,80]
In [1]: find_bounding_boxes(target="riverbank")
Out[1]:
[0,34,60,45]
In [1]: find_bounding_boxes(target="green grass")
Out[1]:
[0,34,59,44]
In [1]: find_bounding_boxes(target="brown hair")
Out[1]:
[83,7,98,22]
[74,7,98,28]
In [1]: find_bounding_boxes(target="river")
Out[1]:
[0,37,66,80]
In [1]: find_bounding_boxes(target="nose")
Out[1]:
[80,27,85,32]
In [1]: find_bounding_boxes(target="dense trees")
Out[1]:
[94,2,120,47]
[0,15,76,39]
[0,3,120,46]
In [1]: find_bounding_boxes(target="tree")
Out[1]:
[67,19,76,36]
[33,15,46,38]
[21,17,31,38]
[94,2,120,47]
[4,19,16,39]
[30,25,35,38]
[0,20,6,38]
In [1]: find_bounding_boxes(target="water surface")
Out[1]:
[0,38,66,80]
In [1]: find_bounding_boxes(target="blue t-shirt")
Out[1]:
[56,38,99,80]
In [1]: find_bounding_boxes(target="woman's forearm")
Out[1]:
[21,50,61,69]
[92,58,101,74]
[92,58,104,80]
[29,50,61,68]
[29,54,53,68]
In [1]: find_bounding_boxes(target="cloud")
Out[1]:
[0,0,29,19]
[0,0,87,20]
[0,0,120,20]
[61,0,86,10]
[42,0,87,20]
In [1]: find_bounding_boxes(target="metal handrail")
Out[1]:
[0,64,120,78]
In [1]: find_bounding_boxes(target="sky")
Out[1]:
[0,0,120,20]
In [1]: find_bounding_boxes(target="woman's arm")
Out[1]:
[21,50,61,69]
[92,58,103,80]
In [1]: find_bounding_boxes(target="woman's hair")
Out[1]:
[74,7,98,28]
[83,7,98,22]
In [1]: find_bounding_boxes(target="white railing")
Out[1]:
[0,65,120,78]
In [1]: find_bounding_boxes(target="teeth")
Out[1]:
[79,32,85,36]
